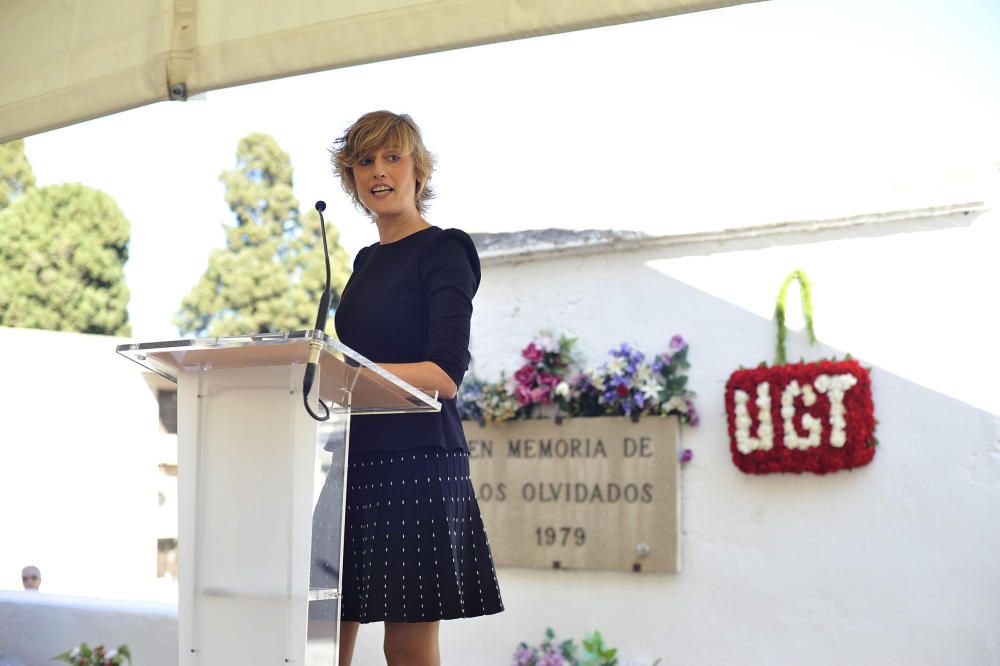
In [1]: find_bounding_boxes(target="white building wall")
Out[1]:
[350,206,1000,664]
[0,592,176,666]
[0,327,167,602]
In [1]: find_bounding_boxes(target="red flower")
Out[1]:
[617,384,628,397]
[515,385,533,407]
[537,371,560,388]
[724,359,876,475]
[513,364,536,385]
[521,343,544,363]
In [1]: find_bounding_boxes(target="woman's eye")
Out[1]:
[358,157,373,166]
[388,154,401,162]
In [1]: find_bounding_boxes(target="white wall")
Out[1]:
[0,327,168,602]
[350,206,1000,664]
[0,591,177,666]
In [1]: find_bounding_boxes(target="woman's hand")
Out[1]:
[379,361,458,400]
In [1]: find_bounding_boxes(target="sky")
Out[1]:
[21,0,1000,340]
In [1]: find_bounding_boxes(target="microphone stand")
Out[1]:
[303,201,332,421]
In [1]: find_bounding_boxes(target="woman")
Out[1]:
[330,111,504,666]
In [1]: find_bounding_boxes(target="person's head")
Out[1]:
[21,565,40,591]
[331,111,435,219]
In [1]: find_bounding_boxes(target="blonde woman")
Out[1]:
[328,111,503,666]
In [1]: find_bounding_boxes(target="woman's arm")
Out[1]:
[380,361,458,400]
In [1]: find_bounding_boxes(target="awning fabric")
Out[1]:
[0,0,760,143]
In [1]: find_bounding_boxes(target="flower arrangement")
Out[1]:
[513,628,634,666]
[725,270,877,475]
[563,335,697,424]
[726,357,876,474]
[53,643,131,666]
[512,334,576,415]
[458,373,519,423]
[461,333,697,427]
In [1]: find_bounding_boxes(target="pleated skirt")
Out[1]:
[339,447,504,624]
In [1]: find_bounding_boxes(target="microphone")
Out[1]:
[303,200,333,421]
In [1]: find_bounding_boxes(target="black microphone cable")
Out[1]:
[303,200,332,421]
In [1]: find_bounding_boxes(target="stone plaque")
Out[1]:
[463,416,680,573]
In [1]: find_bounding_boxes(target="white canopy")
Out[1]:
[0,0,759,143]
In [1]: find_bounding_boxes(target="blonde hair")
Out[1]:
[331,111,436,217]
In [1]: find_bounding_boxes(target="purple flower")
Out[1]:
[611,342,636,360]
[680,448,693,463]
[669,334,687,352]
[539,649,565,666]
[686,399,700,426]
[513,646,534,666]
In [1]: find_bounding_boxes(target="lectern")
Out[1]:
[117,330,440,665]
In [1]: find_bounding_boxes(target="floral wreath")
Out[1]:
[725,270,877,475]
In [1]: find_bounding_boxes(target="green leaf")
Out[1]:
[174,133,351,337]
[0,184,131,334]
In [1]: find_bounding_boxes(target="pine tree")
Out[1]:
[0,139,36,209]
[0,183,131,334]
[174,133,350,337]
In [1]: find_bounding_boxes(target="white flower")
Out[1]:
[640,380,662,402]
[106,649,119,659]
[70,648,80,658]
[635,363,653,382]
[733,384,774,452]
[607,357,626,376]
[555,381,570,398]
[663,396,688,414]
[535,335,557,352]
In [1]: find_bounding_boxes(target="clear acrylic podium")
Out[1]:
[117,330,440,665]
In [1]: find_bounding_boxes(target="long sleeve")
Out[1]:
[421,229,481,387]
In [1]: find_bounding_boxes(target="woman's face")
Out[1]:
[353,145,419,220]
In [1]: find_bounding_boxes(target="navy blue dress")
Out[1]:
[317,226,504,623]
